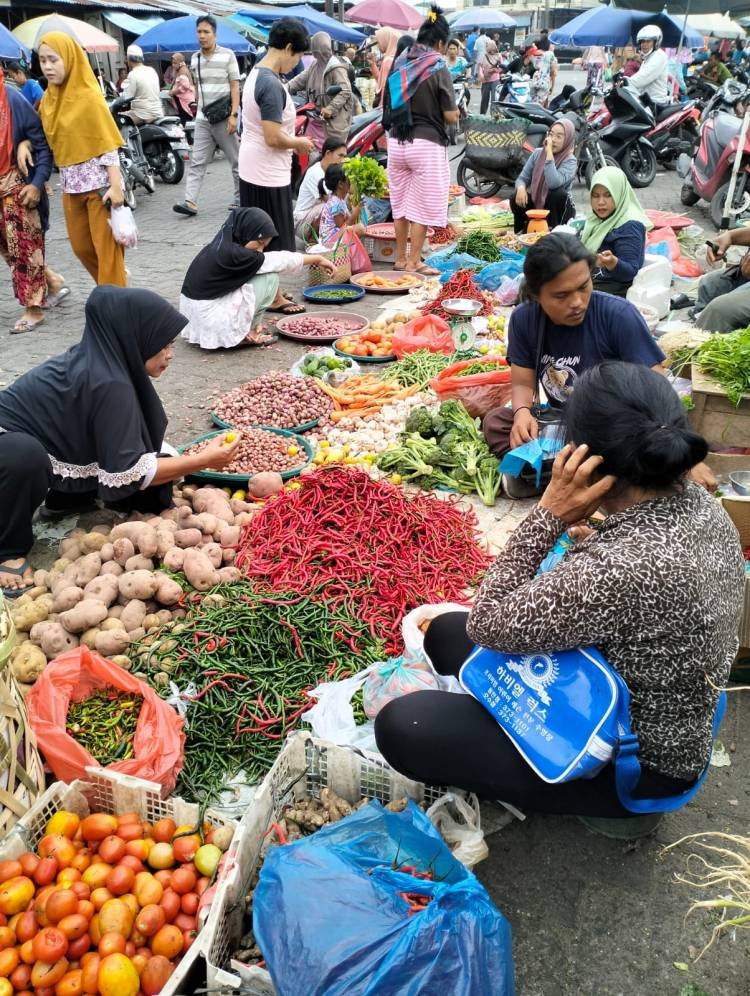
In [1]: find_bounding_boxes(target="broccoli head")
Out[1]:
[404,406,436,438]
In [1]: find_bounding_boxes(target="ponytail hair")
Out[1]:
[319,163,346,200]
[564,361,708,490]
[417,5,450,48]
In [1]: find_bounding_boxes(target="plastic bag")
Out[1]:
[332,229,372,274]
[392,314,454,357]
[495,274,524,306]
[646,227,703,278]
[26,646,185,793]
[362,654,440,719]
[254,801,515,996]
[426,792,489,868]
[474,253,524,291]
[424,249,484,282]
[303,669,377,752]
[289,347,361,386]
[431,357,512,418]
[401,603,470,694]
[108,205,138,248]
[361,196,391,226]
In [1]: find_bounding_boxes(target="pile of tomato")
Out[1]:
[0,808,233,996]
[334,330,395,359]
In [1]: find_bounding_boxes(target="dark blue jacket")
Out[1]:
[7,86,52,231]
[593,220,646,288]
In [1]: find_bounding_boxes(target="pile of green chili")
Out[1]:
[66,689,142,764]
[454,231,500,263]
[132,585,384,802]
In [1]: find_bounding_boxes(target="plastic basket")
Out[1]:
[0,767,239,996]
[203,733,457,994]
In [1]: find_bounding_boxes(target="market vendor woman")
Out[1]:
[376,362,745,824]
[0,286,240,596]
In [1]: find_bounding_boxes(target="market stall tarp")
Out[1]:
[13,14,119,53]
[687,12,745,37]
[549,7,703,48]
[227,13,270,45]
[102,12,165,36]
[236,4,366,44]
[346,0,423,31]
[134,15,255,54]
[450,9,517,31]
[0,22,29,61]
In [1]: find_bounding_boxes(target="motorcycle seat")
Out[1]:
[715,111,742,146]
[350,108,381,132]
[655,103,685,122]
[155,116,180,126]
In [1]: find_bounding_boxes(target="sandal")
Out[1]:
[411,263,440,276]
[0,559,34,599]
[267,301,306,315]
[243,327,279,346]
[45,286,70,309]
[11,316,44,334]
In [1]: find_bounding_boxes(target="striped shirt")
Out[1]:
[191,45,240,122]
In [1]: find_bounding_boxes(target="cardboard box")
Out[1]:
[690,370,750,450]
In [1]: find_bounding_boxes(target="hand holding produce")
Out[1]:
[342,155,387,204]
[184,429,308,478]
[195,433,241,471]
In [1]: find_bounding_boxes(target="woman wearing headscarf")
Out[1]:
[511,118,577,233]
[368,27,399,105]
[384,7,458,275]
[179,208,335,350]
[289,32,353,148]
[582,166,652,297]
[0,286,240,596]
[37,32,126,286]
[169,53,196,130]
[0,69,68,334]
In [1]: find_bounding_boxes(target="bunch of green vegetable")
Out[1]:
[382,350,464,389]
[673,327,750,406]
[461,207,514,231]
[377,400,501,505]
[343,155,388,204]
[454,231,500,263]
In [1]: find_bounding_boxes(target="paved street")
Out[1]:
[1,89,749,996]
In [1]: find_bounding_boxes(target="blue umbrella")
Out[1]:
[238,5,366,44]
[550,7,702,47]
[0,22,29,61]
[450,9,516,30]
[135,15,255,54]
[228,14,270,46]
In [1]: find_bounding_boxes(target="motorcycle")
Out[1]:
[291,94,321,194]
[581,83,658,188]
[449,75,470,144]
[494,72,531,107]
[678,81,750,229]
[109,98,188,206]
[456,106,550,198]
[593,90,700,170]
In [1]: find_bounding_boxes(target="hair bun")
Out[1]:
[632,424,708,487]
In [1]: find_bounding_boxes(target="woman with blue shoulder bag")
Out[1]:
[375,362,745,832]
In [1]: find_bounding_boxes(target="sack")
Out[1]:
[306,240,352,285]
[362,654,440,719]
[430,357,513,418]
[108,206,138,249]
[253,801,515,996]
[26,646,185,793]
[425,792,489,868]
[459,644,726,814]
[392,314,454,357]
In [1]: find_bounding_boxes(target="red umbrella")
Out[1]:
[346,0,423,31]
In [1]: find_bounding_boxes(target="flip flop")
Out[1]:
[243,329,279,346]
[11,316,44,334]
[0,559,33,599]
[173,202,197,217]
[45,286,71,309]
[267,301,306,315]
[411,264,440,276]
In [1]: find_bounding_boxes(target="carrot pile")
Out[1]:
[234,467,492,653]
[317,375,420,421]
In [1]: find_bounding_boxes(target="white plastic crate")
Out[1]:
[0,767,239,996]
[202,733,454,995]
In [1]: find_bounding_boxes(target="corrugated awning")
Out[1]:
[103,10,164,32]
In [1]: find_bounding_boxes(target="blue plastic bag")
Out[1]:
[254,801,515,996]
[361,196,391,226]
[474,252,524,291]
[499,435,563,487]
[424,249,484,282]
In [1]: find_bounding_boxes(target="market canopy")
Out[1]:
[102,12,165,36]
[346,0,423,31]
[622,0,750,14]
[134,15,255,54]
[13,14,119,53]
[237,5,366,44]
[0,22,29,61]
[227,13,270,45]
[549,7,703,47]
[449,9,517,31]
[686,12,745,36]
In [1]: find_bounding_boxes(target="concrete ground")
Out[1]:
[1,76,748,996]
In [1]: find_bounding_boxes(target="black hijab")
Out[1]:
[0,286,187,499]
[181,208,280,301]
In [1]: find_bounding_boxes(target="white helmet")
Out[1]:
[636,25,663,48]
[126,44,144,61]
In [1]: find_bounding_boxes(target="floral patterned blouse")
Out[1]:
[60,151,119,195]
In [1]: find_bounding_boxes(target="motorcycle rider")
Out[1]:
[626,25,670,109]
[121,45,162,125]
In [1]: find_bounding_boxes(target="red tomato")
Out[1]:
[140,955,173,996]
[0,947,19,977]
[158,890,180,924]
[15,910,36,944]
[45,890,78,925]
[116,813,140,825]
[57,914,89,941]
[30,957,69,989]
[150,924,183,960]
[76,901,94,922]
[169,867,196,897]
[134,905,164,939]
[9,961,31,990]
[0,861,22,885]
[118,856,143,875]
[97,838,125,867]
[66,932,92,961]
[33,859,58,888]
[153,871,171,890]
[80,816,118,844]
[182,928,197,953]
[80,954,100,995]
[195,877,209,896]
[55,967,84,996]
[17,854,39,879]
[0,926,15,950]
[104,866,134,898]
[32,926,69,963]
[114,823,143,843]
[173,913,196,933]
[150,820,176,845]
[38,836,75,870]
[180,893,198,916]
[97,933,126,958]
[18,940,34,965]
[171,835,200,865]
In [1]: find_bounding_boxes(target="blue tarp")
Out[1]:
[135,15,255,54]
[0,23,29,62]
[238,5,366,44]
[550,8,703,48]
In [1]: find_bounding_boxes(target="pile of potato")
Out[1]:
[9,484,259,686]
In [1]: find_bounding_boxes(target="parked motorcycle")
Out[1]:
[593,90,700,170]
[449,75,470,144]
[678,82,750,228]
[109,98,188,207]
[494,72,531,107]
[584,83,658,188]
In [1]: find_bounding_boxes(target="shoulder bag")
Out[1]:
[197,54,232,124]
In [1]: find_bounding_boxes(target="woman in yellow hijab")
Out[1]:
[38,32,127,286]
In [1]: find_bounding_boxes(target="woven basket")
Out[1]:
[465,115,528,171]
[305,238,352,286]
[0,595,45,835]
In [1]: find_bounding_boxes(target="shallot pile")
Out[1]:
[185,429,305,476]
[213,372,332,429]
[281,315,367,338]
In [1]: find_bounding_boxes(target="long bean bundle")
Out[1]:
[135,587,384,802]
[382,350,462,389]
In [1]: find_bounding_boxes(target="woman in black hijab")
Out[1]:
[179,207,335,350]
[0,285,240,596]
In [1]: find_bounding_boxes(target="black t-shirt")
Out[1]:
[400,68,457,147]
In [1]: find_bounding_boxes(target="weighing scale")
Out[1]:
[442,297,482,352]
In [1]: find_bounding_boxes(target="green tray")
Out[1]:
[210,411,320,434]
[178,428,313,485]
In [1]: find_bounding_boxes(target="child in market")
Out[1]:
[317,164,371,273]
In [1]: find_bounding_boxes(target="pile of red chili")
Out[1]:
[235,467,491,653]
[429,224,460,247]
[421,270,494,319]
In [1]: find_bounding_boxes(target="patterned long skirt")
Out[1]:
[0,184,46,308]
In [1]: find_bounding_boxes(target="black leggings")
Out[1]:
[374,612,695,818]
[0,432,51,560]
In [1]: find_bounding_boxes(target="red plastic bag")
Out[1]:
[646,227,703,278]
[27,646,185,793]
[336,229,372,274]
[430,358,512,418]
[392,315,454,358]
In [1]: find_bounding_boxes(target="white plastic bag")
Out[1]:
[426,792,489,868]
[303,668,378,751]
[289,347,361,386]
[402,604,470,695]
[108,205,138,248]
[362,655,440,720]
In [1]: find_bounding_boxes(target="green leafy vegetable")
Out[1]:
[673,327,750,406]
[454,230,501,263]
[342,155,388,204]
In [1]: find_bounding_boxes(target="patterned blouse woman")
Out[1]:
[376,362,744,820]
[38,32,126,287]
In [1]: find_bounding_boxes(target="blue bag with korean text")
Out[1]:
[459,645,725,814]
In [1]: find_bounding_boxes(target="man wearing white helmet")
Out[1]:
[627,25,670,107]
[122,44,162,125]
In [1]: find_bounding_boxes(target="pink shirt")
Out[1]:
[61,151,119,195]
[239,66,296,189]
